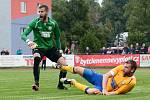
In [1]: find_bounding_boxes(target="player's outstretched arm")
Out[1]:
[102,71,114,95]
[109,82,135,95]
[104,85,134,95]
[86,88,102,95]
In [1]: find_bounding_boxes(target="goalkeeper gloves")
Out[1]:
[26,39,38,49]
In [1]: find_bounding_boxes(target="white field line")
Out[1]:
[1,94,150,100]
[32,95,85,100]
[0,87,149,99]
[110,95,150,100]
[0,90,150,100]
[0,88,30,92]
[0,94,85,99]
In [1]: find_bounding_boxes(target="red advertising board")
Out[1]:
[74,54,140,67]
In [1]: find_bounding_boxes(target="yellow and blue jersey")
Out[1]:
[107,65,136,94]
[83,65,136,94]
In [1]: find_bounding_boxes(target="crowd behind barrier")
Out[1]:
[1,43,150,55]
[0,43,149,67]
[64,43,150,55]
[0,48,10,55]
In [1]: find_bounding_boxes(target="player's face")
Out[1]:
[38,8,48,20]
[123,63,132,76]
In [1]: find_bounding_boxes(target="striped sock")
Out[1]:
[71,79,88,92]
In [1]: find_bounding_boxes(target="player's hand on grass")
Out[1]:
[93,89,101,95]
[26,40,37,49]
[102,89,110,96]
[87,88,101,95]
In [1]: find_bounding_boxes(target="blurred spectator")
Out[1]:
[129,44,135,54]
[148,47,150,54]
[41,56,46,70]
[71,41,75,54]
[140,43,148,54]
[99,47,107,54]
[135,43,140,54]
[85,46,91,55]
[106,47,113,54]
[1,48,6,55]
[64,45,71,54]
[114,46,122,54]
[5,50,10,55]
[16,48,23,55]
[122,44,129,54]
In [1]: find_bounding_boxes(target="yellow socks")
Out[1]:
[61,66,74,73]
[71,79,88,92]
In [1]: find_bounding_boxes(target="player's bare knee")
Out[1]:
[58,57,66,65]
[73,67,79,73]
[74,67,84,74]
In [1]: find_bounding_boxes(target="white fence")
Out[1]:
[0,54,150,67]
[0,55,74,67]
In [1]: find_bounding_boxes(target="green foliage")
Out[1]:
[52,0,149,52]
[127,31,146,45]
[67,0,89,21]
[88,0,101,25]
[79,32,101,53]
[125,0,150,32]
[101,0,128,32]
[52,0,104,51]
[60,31,67,50]
[125,0,150,45]
[99,19,115,46]
[100,0,129,46]
[52,0,69,31]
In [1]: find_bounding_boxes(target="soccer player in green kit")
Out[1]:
[21,5,67,91]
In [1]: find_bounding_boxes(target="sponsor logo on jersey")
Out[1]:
[41,31,51,38]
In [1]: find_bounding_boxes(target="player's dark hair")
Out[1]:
[125,60,137,73]
[38,4,49,12]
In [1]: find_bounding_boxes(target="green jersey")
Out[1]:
[21,17,61,49]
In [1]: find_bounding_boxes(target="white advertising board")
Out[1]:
[140,54,150,67]
[0,55,74,67]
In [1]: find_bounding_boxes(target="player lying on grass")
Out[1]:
[57,60,137,95]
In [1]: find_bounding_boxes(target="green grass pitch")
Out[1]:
[0,68,149,100]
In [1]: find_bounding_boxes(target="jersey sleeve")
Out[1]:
[21,19,36,42]
[110,65,123,76]
[114,79,136,94]
[53,21,61,49]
